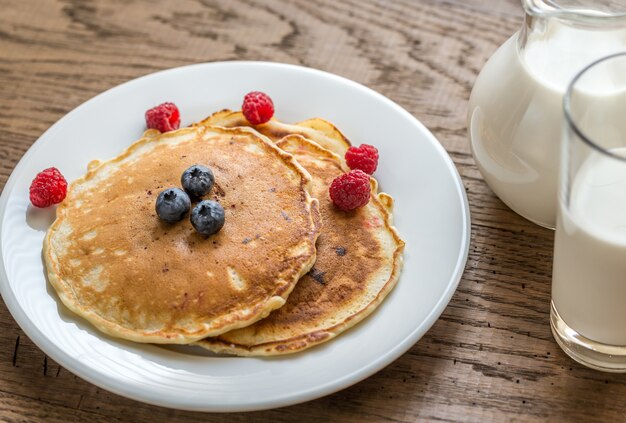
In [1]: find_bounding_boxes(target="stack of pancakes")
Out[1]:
[44,111,404,356]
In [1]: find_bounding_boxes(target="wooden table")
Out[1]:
[1,0,624,421]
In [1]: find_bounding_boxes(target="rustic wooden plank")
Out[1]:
[0,0,625,421]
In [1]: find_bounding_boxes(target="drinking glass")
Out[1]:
[552,53,626,372]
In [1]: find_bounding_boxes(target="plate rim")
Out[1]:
[0,60,470,412]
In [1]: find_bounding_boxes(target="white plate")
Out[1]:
[0,62,470,412]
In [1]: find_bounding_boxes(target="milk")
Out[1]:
[553,149,626,345]
[468,19,626,228]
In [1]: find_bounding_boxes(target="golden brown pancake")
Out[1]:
[196,136,404,355]
[44,126,321,344]
[196,110,351,156]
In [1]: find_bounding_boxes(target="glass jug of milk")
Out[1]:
[468,0,626,229]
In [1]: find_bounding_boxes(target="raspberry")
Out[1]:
[329,169,371,211]
[145,102,180,132]
[29,167,68,208]
[242,91,274,125]
[345,144,379,175]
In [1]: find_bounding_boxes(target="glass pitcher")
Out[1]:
[468,0,626,229]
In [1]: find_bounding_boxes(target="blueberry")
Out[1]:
[155,187,191,223]
[191,200,225,236]
[181,164,214,198]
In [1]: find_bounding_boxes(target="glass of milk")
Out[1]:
[468,0,626,229]
[552,53,626,372]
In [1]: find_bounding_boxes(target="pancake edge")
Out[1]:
[195,109,352,155]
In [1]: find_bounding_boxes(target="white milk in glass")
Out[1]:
[469,19,626,228]
[553,149,626,345]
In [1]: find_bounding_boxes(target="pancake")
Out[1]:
[196,109,351,156]
[196,135,404,355]
[44,126,321,344]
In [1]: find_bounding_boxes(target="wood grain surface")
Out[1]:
[1,0,624,421]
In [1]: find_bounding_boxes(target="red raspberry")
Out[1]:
[345,144,379,175]
[29,167,68,208]
[242,91,274,125]
[145,102,180,132]
[329,169,371,211]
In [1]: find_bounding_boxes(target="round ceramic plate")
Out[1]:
[0,62,470,412]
